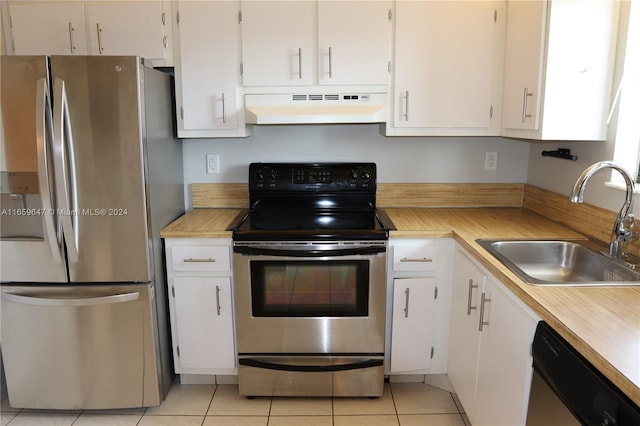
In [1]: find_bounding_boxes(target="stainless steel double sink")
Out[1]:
[477,239,640,286]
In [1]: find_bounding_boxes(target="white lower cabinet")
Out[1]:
[172,276,235,371]
[390,277,436,373]
[388,238,454,376]
[449,246,539,426]
[165,238,236,375]
[448,249,484,418]
[474,277,539,425]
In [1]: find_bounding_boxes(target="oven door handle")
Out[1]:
[233,246,386,257]
[238,358,383,372]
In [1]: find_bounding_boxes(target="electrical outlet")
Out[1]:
[485,152,498,171]
[206,154,220,174]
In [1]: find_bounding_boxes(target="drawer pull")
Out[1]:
[183,257,216,263]
[400,257,433,263]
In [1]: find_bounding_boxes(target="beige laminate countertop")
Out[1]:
[161,207,640,406]
[161,208,244,238]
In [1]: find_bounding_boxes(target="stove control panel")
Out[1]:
[250,163,376,191]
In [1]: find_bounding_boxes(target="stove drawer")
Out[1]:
[238,356,384,397]
[393,239,437,272]
[170,246,230,272]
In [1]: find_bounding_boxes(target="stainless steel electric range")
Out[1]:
[231,163,394,397]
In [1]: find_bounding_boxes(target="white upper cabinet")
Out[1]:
[6,1,174,66]
[501,0,619,141]
[85,2,169,63]
[317,0,391,86]
[240,0,391,88]
[173,0,250,138]
[240,1,316,87]
[7,2,88,55]
[384,0,506,136]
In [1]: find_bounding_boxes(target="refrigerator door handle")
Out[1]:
[52,78,79,263]
[2,291,140,307]
[35,78,63,265]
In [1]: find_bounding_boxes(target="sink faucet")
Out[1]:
[569,161,638,268]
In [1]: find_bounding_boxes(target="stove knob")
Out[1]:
[270,169,279,181]
[350,170,359,180]
[361,170,371,181]
[255,168,265,181]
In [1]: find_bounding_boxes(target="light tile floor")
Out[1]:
[1,382,469,426]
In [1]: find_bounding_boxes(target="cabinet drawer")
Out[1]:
[171,246,230,272]
[393,240,437,272]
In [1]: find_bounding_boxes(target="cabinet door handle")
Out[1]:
[183,257,216,263]
[479,292,491,331]
[521,87,533,123]
[403,90,410,121]
[403,288,410,318]
[298,47,303,79]
[68,22,76,53]
[215,285,221,316]
[96,23,104,54]
[221,92,227,124]
[400,257,432,263]
[328,46,333,78]
[467,279,478,315]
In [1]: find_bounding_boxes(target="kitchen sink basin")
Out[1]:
[476,239,640,286]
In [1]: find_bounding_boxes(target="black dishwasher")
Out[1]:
[526,321,640,426]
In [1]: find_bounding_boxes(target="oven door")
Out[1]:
[233,241,387,355]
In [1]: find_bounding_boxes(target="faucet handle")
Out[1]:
[620,214,638,242]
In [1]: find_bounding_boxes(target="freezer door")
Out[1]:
[49,56,152,283]
[1,284,161,409]
[0,56,67,283]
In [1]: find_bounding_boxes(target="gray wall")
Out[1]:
[182,124,530,209]
[181,123,637,215]
[527,140,639,214]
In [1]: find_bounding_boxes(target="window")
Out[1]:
[612,0,640,187]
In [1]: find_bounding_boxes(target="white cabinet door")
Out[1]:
[241,1,316,86]
[501,0,619,140]
[175,1,242,134]
[172,276,235,371]
[448,249,485,421]
[391,0,502,133]
[474,278,537,426]
[317,0,391,86]
[85,2,169,63]
[449,246,539,425]
[8,2,88,55]
[390,277,436,373]
[501,0,546,131]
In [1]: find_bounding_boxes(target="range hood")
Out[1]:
[244,93,387,124]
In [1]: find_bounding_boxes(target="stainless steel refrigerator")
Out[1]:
[0,56,184,409]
